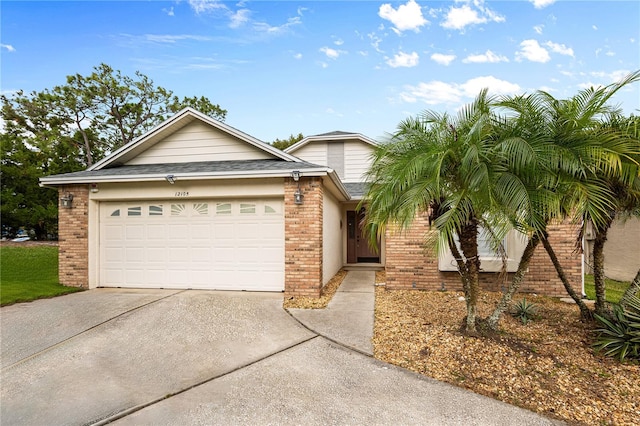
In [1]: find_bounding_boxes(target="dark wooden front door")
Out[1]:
[347,210,380,263]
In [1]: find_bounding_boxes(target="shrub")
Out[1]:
[593,294,640,362]
[511,297,538,325]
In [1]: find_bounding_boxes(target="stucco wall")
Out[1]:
[323,189,343,285]
[585,217,640,282]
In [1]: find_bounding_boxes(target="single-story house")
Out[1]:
[41,108,582,297]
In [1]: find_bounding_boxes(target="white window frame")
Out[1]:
[438,229,528,273]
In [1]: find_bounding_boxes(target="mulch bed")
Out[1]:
[374,284,640,425]
[283,269,348,309]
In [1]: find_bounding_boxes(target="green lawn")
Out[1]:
[584,274,631,305]
[0,245,83,306]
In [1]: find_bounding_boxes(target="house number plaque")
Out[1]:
[174,192,189,197]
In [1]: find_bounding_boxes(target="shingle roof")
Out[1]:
[343,182,371,198]
[43,159,325,180]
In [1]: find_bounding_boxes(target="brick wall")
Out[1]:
[385,217,582,297]
[284,177,324,297]
[57,185,90,288]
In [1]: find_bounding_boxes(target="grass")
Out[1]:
[583,273,630,304]
[1,245,83,306]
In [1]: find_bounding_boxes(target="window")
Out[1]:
[264,205,277,214]
[193,203,209,215]
[216,203,232,215]
[171,204,186,216]
[110,209,120,217]
[149,205,163,216]
[240,203,256,214]
[438,229,527,273]
[127,206,142,216]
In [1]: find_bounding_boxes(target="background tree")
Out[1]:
[1,63,227,167]
[0,63,227,239]
[271,133,304,150]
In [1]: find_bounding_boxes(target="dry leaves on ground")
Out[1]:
[374,288,640,425]
[283,269,348,309]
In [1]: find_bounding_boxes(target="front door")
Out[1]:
[347,210,380,263]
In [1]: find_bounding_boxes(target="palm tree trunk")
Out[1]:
[541,234,593,320]
[591,217,613,316]
[592,227,609,316]
[485,234,540,330]
[619,268,640,309]
[458,220,480,334]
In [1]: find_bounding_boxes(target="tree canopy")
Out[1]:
[271,133,304,151]
[0,63,227,239]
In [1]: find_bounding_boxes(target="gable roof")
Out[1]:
[89,107,299,171]
[284,131,379,154]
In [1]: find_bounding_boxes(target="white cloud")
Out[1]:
[1,44,15,52]
[188,0,227,14]
[592,25,598,31]
[441,1,505,31]
[430,53,456,66]
[143,34,211,44]
[253,16,301,34]
[605,51,615,57]
[320,46,345,60]
[462,50,508,64]
[545,41,574,57]
[400,81,462,104]
[387,51,420,68]
[533,25,544,35]
[530,0,555,9]
[400,75,521,105]
[334,38,344,46]
[460,76,521,97]
[162,6,175,16]
[368,33,384,53]
[294,53,302,59]
[516,39,550,63]
[229,9,251,28]
[378,0,428,33]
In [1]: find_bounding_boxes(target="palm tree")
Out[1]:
[494,71,640,320]
[588,114,640,315]
[364,90,517,334]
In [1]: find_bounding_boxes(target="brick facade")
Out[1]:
[284,177,324,297]
[57,185,90,288]
[385,216,582,297]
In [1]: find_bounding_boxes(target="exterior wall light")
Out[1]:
[165,175,176,184]
[291,171,303,205]
[60,193,74,209]
[90,183,99,193]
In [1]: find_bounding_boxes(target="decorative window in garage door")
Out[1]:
[171,204,187,216]
[149,205,163,216]
[127,206,142,216]
[216,203,232,215]
[193,203,209,215]
[240,203,256,214]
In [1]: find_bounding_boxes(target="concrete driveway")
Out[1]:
[1,289,560,425]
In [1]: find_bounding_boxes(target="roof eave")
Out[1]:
[39,167,333,186]
[285,132,379,154]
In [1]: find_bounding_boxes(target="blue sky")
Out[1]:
[1,0,639,142]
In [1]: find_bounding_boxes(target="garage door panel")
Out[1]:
[191,247,212,262]
[100,199,284,291]
[147,224,166,239]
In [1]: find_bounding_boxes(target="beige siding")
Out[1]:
[323,190,343,285]
[585,217,640,281]
[343,141,375,182]
[292,142,327,166]
[125,121,272,165]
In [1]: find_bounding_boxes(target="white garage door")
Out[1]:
[99,199,284,291]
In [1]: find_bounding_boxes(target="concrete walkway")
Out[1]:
[288,270,375,355]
